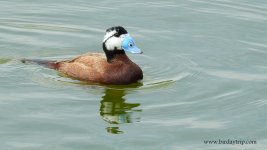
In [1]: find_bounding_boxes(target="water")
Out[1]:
[0,0,267,149]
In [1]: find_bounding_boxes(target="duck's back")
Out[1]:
[58,53,107,82]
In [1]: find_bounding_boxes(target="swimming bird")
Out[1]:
[22,26,143,85]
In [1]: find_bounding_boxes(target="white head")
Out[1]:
[102,26,142,54]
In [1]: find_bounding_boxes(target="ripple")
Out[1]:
[212,90,241,100]
[240,40,267,47]
[201,69,267,81]
[144,101,197,110]
[249,99,267,107]
[138,53,197,89]
[143,117,229,129]
[0,21,102,37]
[188,0,267,21]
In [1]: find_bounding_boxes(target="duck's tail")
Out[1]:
[21,59,59,69]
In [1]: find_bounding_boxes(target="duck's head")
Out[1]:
[102,26,142,59]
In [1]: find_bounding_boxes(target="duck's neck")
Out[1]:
[102,43,130,63]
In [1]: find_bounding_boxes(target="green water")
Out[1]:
[1,0,267,149]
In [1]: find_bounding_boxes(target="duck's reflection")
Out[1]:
[100,88,141,134]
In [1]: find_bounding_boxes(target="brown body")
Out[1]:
[55,53,143,84]
[22,27,143,85]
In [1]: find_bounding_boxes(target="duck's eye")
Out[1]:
[114,32,120,37]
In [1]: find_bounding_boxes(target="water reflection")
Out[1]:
[99,88,141,134]
[0,58,11,64]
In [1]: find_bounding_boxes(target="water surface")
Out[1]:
[0,0,267,149]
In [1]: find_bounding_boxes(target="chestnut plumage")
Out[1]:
[22,26,143,85]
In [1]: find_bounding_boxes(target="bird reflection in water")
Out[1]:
[100,87,141,134]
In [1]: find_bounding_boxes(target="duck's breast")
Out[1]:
[102,62,143,84]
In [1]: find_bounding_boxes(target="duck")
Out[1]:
[22,26,143,85]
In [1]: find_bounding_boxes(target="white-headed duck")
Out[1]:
[22,26,143,85]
